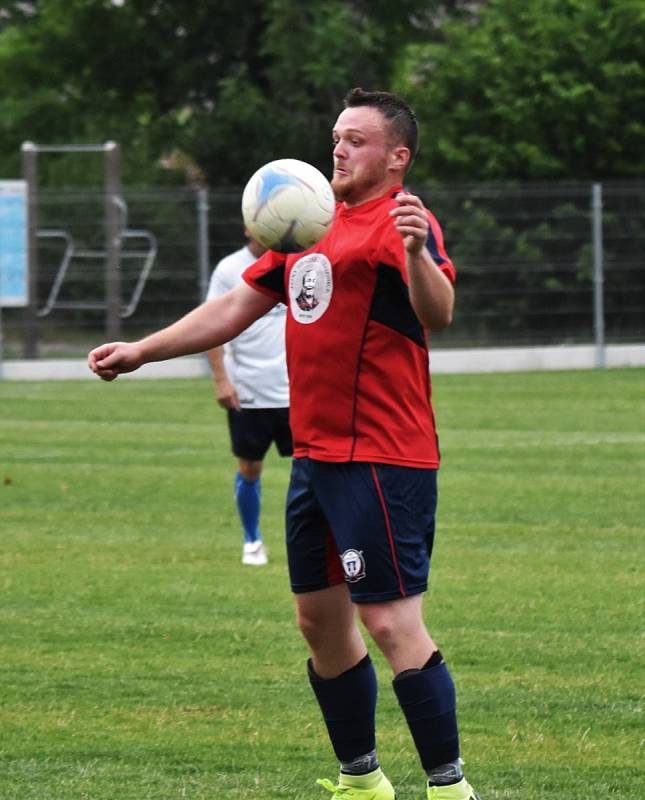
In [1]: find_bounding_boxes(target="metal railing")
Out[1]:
[1,180,643,364]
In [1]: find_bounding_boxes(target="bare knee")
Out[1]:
[296,601,329,650]
[238,458,262,481]
[296,587,352,644]
[295,586,367,677]
[358,597,436,673]
[358,604,399,650]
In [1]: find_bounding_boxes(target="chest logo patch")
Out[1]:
[340,549,366,583]
[288,253,333,324]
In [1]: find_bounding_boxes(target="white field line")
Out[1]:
[441,431,645,448]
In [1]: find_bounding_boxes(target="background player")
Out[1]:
[206,230,291,566]
[88,88,483,800]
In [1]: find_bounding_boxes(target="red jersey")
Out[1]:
[243,185,456,468]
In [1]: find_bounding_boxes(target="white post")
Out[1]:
[591,183,605,369]
[197,189,210,301]
[104,141,122,340]
[21,142,39,357]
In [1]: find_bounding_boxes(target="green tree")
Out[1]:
[0,0,271,185]
[0,0,442,186]
[395,0,645,181]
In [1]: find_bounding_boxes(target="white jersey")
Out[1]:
[206,245,289,408]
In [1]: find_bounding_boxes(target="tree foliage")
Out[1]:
[395,0,645,181]
[0,0,433,186]
[0,0,642,186]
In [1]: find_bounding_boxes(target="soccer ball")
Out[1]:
[241,159,335,253]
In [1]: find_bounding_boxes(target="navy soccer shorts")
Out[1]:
[227,407,293,461]
[286,458,438,603]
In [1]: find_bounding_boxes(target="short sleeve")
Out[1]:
[378,206,456,286]
[425,211,456,285]
[242,250,288,304]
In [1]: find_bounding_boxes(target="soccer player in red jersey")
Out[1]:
[88,88,482,800]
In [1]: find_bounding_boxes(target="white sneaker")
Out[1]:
[242,540,268,566]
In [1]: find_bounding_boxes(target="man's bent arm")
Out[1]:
[406,248,454,331]
[390,193,455,331]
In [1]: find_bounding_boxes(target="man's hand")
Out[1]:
[390,192,429,255]
[207,346,241,410]
[215,376,241,411]
[88,342,144,381]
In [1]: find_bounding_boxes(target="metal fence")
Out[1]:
[1,180,643,360]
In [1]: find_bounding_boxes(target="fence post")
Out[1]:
[197,189,210,301]
[21,142,39,358]
[591,183,605,368]
[104,142,122,340]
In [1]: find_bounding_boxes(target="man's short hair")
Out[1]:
[344,87,419,167]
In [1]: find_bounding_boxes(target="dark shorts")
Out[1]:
[286,458,438,603]
[227,407,293,461]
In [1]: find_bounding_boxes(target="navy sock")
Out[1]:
[427,759,463,786]
[392,650,460,772]
[235,472,261,543]
[340,749,379,776]
[308,654,378,765]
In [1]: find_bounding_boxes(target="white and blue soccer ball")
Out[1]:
[242,159,335,253]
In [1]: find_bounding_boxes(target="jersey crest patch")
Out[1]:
[289,253,333,324]
[340,549,366,583]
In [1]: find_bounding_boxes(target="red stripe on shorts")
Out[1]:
[370,464,406,597]
[325,525,345,587]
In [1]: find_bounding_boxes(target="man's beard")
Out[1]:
[331,173,351,201]
[331,160,387,204]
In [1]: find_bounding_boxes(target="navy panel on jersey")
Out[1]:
[286,458,438,602]
[255,261,286,297]
[425,228,448,266]
[369,262,426,349]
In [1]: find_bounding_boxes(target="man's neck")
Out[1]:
[247,240,266,259]
[342,179,403,209]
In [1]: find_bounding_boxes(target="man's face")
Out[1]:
[331,106,393,207]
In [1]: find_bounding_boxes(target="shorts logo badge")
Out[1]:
[340,549,366,583]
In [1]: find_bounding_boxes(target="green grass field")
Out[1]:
[1,369,643,799]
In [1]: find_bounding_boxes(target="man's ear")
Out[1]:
[388,145,411,173]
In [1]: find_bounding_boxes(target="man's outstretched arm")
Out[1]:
[88,282,275,381]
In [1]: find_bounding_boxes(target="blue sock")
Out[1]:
[235,472,261,543]
[392,651,460,773]
[308,655,378,767]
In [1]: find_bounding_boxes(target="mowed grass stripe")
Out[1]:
[1,369,643,799]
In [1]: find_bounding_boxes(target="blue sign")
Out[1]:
[0,180,28,307]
